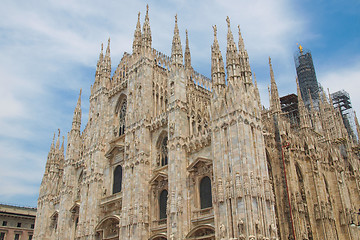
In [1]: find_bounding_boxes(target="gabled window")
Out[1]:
[200,176,212,209]
[113,165,123,194]
[159,189,168,219]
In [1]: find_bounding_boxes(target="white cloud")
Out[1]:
[318,60,360,116]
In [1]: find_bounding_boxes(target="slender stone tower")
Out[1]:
[210,18,278,240]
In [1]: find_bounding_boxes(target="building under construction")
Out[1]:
[331,90,358,141]
[280,93,299,127]
[294,46,319,108]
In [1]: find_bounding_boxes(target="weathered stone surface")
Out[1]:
[34,7,360,240]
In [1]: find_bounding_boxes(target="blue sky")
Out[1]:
[0,0,359,207]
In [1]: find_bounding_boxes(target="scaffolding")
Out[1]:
[280,93,299,128]
[331,90,357,141]
[294,47,319,108]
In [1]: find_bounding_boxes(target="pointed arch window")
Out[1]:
[159,189,168,219]
[113,165,122,194]
[119,99,127,136]
[200,176,212,209]
[160,137,168,166]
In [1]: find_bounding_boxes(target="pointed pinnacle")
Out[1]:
[106,38,110,55]
[269,57,275,83]
[171,14,183,67]
[56,129,61,149]
[185,29,191,69]
[308,89,315,110]
[50,132,56,150]
[322,89,328,104]
[297,78,306,110]
[98,43,104,61]
[60,136,65,153]
[327,88,334,106]
[77,89,82,108]
[296,78,301,97]
[213,25,217,39]
[238,25,245,50]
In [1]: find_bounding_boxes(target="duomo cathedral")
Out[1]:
[34,6,360,240]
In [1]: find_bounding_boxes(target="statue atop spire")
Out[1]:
[226,16,230,28]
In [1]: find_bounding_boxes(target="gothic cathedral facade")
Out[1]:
[34,7,360,240]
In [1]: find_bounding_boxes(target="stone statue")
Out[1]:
[238,218,245,239]
[220,224,226,239]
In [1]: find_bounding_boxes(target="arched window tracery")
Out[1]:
[200,176,212,209]
[159,189,168,219]
[119,99,127,136]
[160,137,168,166]
[113,165,122,194]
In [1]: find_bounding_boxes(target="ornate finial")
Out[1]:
[101,43,103,52]
[213,25,217,37]
[269,56,272,65]
[58,128,60,137]
[108,37,110,45]
[146,4,149,14]
[297,43,303,53]
[186,29,188,37]
[138,11,140,20]
[226,16,230,28]
[79,88,82,96]
[238,25,241,33]
[175,14,178,24]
